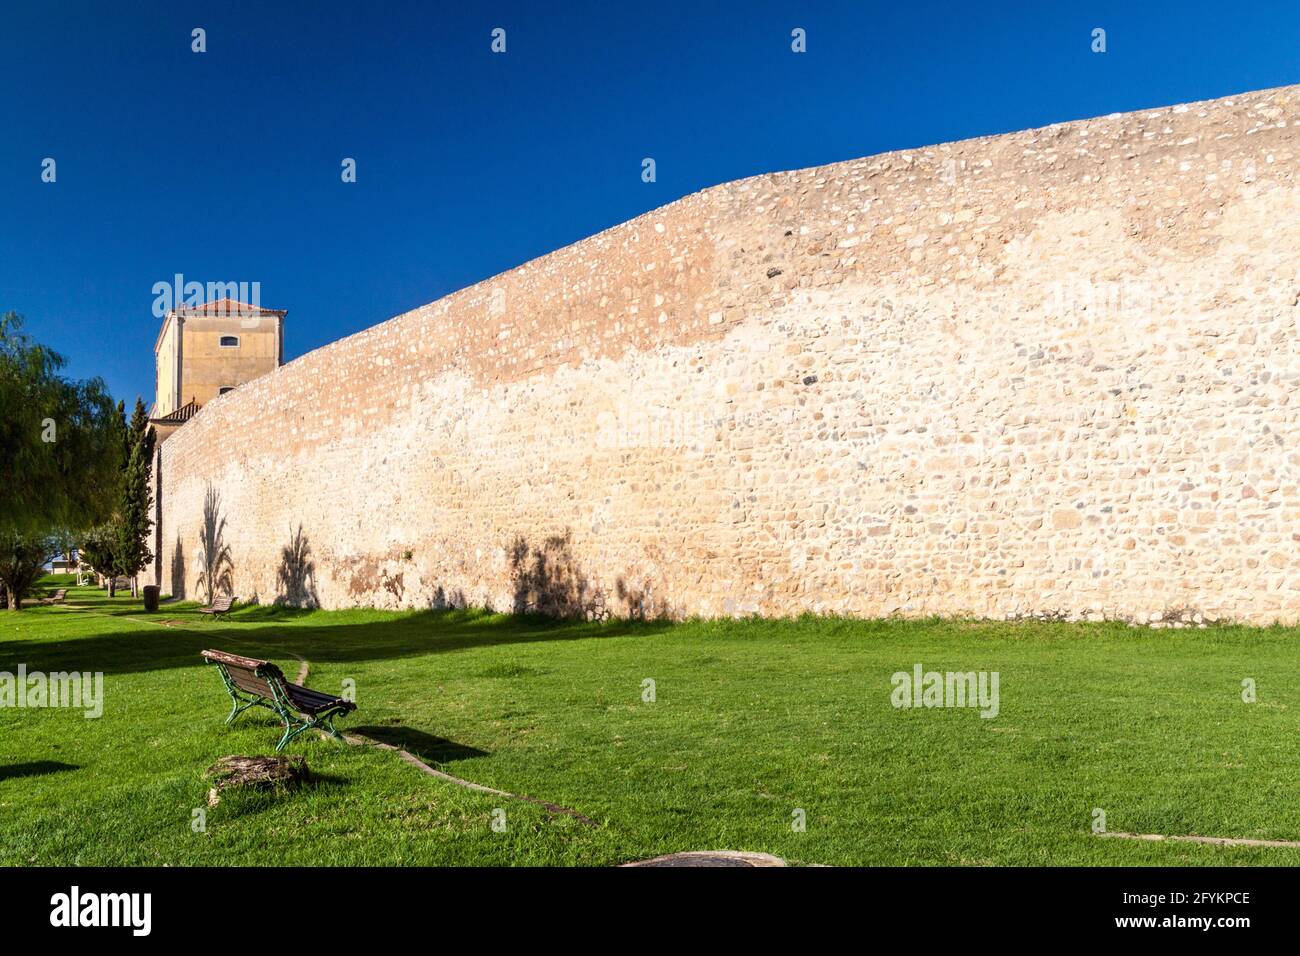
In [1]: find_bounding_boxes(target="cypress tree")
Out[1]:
[116,398,156,596]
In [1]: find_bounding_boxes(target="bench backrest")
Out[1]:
[201,649,286,699]
[209,595,234,612]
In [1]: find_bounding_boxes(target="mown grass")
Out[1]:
[2,580,1299,866]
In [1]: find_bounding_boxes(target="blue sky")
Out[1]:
[2,0,1296,407]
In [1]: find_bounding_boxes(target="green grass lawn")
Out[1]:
[2,580,1299,866]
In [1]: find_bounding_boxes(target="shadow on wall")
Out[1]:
[169,533,186,599]
[616,576,670,621]
[196,484,234,604]
[153,446,164,586]
[506,530,595,621]
[508,530,673,621]
[429,585,468,611]
[381,569,404,604]
[509,530,600,618]
[275,524,319,608]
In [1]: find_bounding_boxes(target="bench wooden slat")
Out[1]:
[227,671,278,699]
[285,682,355,715]
[201,649,273,671]
[201,649,284,700]
[198,595,236,617]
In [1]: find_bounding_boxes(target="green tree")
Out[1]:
[1,312,123,611]
[79,522,120,592]
[0,531,60,611]
[0,311,121,536]
[116,398,156,596]
[81,401,129,596]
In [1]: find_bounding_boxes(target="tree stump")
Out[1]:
[204,755,310,807]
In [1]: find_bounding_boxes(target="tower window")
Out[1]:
[219,386,236,395]
[219,335,240,347]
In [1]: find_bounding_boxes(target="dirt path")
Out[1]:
[1096,831,1300,849]
[283,649,597,825]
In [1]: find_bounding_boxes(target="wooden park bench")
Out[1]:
[39,588,67,605]
[201,649,357,752]
[198,594,236,620]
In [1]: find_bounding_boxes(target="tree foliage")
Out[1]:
[116,398,156,580]
[78,523,119,583]
[0,312,126,611]
[75,399,157,597]
[0,531,60,611]
[0,311,121,536]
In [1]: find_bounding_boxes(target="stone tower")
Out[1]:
[149,298,286,440]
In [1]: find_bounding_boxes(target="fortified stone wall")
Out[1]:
[150,85,1300,624]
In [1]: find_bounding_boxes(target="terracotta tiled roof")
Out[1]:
[174,298,287,318]
[149,399,201,426]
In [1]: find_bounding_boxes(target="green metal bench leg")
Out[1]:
[275,715,319,752]
[225,696,260,724]
[275,720,303,752]
[319,711,346,741]
[273,711,349,751]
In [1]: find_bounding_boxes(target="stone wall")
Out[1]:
[149,84,1300,624]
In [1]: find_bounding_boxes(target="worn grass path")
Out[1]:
[3,582,1300,866]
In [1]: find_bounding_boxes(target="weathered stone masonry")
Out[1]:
[149,85,1300,624]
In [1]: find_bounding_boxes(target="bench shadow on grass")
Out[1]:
[351,725,489,765]
[0,761,79,782]
[6,603,674,680]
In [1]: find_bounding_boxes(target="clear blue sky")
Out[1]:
[2,0,1296,407]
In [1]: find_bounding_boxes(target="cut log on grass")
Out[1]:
[204,755,310,807]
